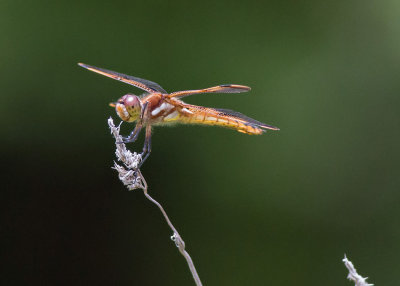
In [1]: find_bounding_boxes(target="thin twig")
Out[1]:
[343,255,373,286]
[108,117,203,286]
[142,187,202,286]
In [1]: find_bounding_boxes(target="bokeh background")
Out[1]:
[1,0,399,285]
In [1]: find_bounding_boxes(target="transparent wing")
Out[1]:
[213,108,280,130]
[167,84,250,98]
[78,63,167,93]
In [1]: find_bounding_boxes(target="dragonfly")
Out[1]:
[78,63,279,165]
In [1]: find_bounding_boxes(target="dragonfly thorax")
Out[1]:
[115,94,142,122]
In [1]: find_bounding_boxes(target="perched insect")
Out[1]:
[78,63,279,164]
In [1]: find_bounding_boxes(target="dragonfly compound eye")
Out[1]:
[116,94,142,122]
[124,94,140,108]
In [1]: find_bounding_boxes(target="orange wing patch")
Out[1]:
[167,84,251,98]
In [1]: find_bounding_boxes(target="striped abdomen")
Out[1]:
[175,104,279,135]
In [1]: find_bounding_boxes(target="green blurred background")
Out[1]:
[1,0,399,285]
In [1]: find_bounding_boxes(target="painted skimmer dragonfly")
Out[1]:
[79,63,279,164]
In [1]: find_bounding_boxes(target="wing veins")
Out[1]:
[167,84,251,98]
[78,63,167,93]
[213,108,279,130]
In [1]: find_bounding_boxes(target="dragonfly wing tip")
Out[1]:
[78,62,89,68]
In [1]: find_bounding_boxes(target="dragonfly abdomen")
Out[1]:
[179,107,265,135]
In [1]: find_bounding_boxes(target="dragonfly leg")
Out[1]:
[140,102,149,120]
[120,102,148,144]
[122,124,142,143]
[139,126,152,167]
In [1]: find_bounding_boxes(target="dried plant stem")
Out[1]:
[343,255,373,286]
[140,174,202,286]
[108,118,202,286]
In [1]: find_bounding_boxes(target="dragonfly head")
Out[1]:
[113,94,142,122]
